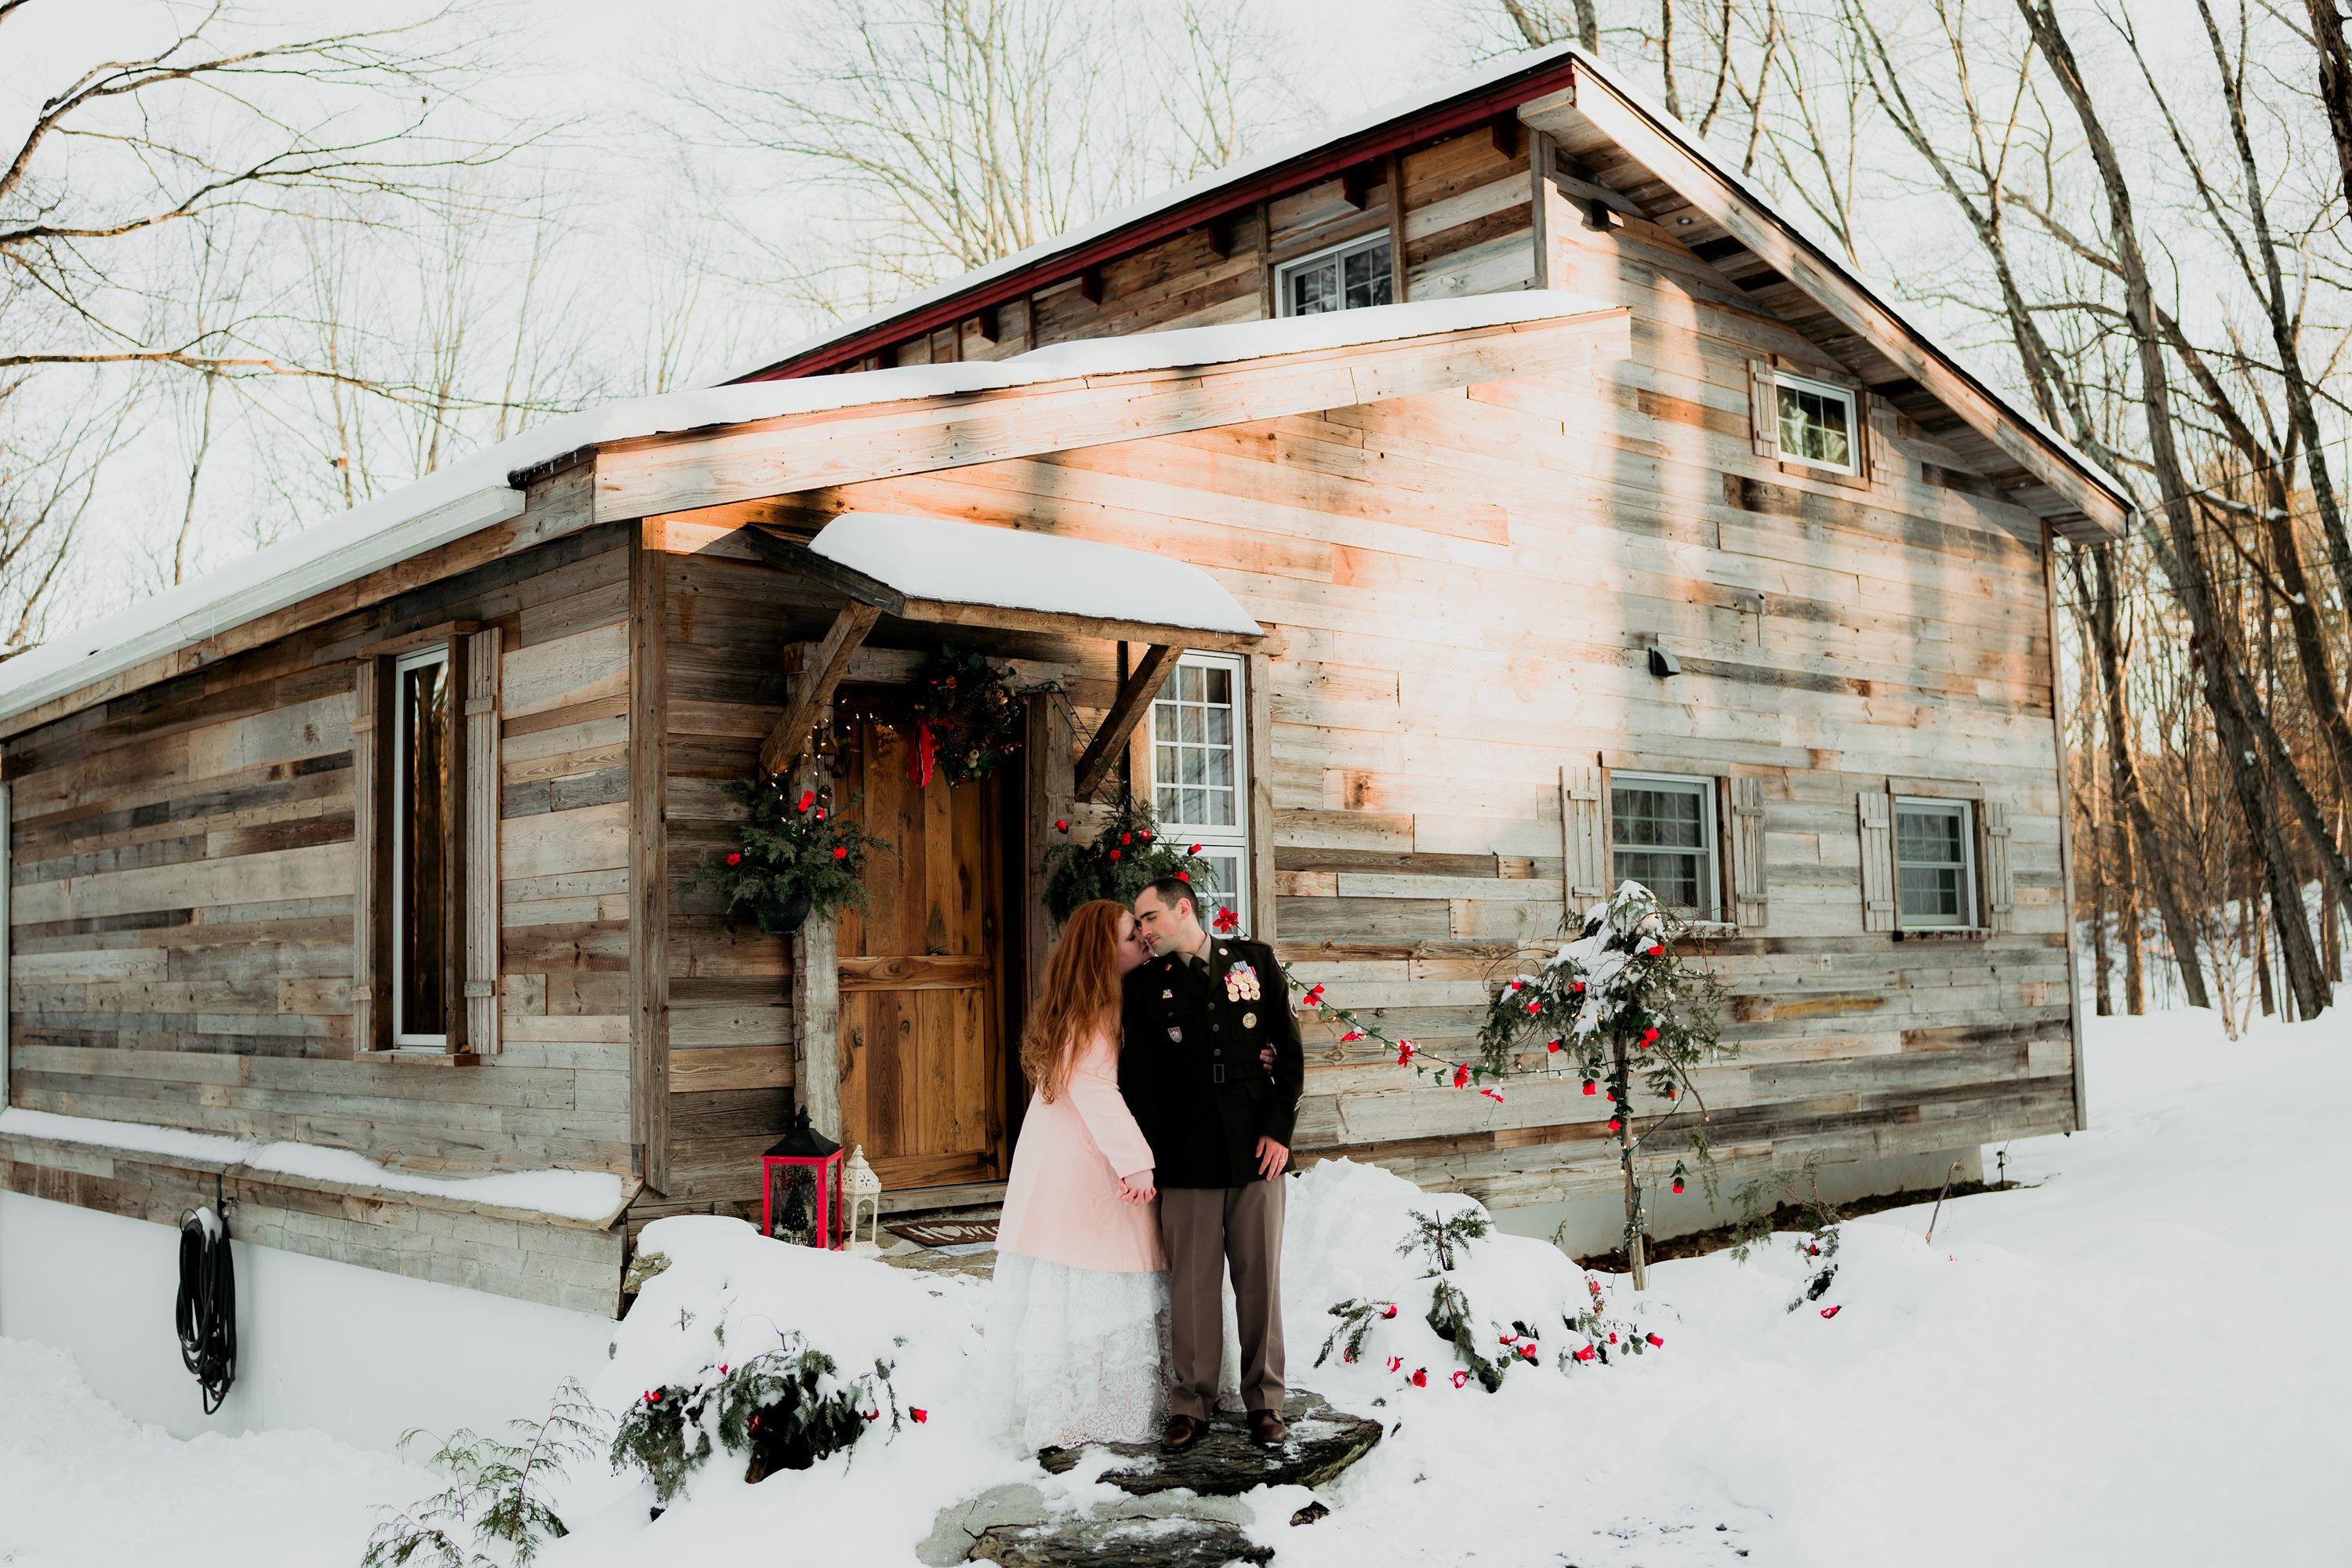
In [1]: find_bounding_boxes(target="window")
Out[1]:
[1774,372,1857,474]
[1894,798,1976,927]
[1276,234,1393,317]
[1610,774,1719,920]
[1151,653,1250,933]
[391,646,453,1046]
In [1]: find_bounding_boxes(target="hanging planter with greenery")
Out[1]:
[687,775,891,936]
[906,645,1022,788]
[1039,794,1213,925]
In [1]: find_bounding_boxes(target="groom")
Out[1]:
[1120,877,1304,1451]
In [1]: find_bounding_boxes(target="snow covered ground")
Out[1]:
[3,1005,2344,1568]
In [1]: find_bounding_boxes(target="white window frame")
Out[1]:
[1609,772,1721,922]
[1274,233,1395,318]
[1773,370,1860,475]
[1893,797,1977,930]
[1149,651,1251,935]
[391,644,451,1048]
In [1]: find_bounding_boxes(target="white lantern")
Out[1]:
[843,1144,884,1254]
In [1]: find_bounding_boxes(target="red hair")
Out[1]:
[1021,899,1128,1102]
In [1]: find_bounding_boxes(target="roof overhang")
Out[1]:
[1518,62,2130,543]
[746,513,1265,653]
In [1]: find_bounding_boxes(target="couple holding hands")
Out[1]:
[982,879,1305,1455]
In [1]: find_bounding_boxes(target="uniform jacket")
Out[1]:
[1117,935,1304,1189]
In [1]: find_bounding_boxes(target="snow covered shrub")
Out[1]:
[1728,1156,1844,1312]
[1477,880,1730,1286]
[363,1379,599,1568]
[607,1380,713,1506]
[608,1338,900,1500]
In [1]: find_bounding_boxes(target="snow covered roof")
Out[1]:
[803,512,1262,641]
[0,292,1605,728]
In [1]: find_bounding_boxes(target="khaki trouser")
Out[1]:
[1159,1179,1286,1420]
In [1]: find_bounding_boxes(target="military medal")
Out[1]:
[1242,1011,1258,1028]
[1224,960,1261,1003]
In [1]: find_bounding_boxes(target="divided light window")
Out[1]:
[392,646,453,1046]
[1610,774,1719,921]
[1894,797,1976,928]
[1276,234,1393,318]
[1775,372,1857,474]
[1151,652,1250,934]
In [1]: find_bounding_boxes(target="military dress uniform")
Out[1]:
[1118,935,1304,1423]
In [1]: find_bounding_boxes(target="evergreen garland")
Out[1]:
[606,1336,902,1504]
[608,1382,713,1505]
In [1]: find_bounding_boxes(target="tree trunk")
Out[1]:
[1615,1037,1646,1291]
[2304,0,2352,249]
[2017,0,2328,1018]
[2089,783,2114,1015]
[2073,548,2212,1007]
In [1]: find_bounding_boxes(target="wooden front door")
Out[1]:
[833,700,1008,1190]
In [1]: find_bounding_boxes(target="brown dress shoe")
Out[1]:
[1159,1414,1206,1453]
[1247,1408,1288,1446]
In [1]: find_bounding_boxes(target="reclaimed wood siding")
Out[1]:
[783,189,2071,1214]
[3,515,639,1185]
[873,127,1534,366]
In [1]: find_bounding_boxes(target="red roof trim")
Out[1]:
[733,57,1581,383]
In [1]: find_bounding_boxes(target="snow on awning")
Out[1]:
[762,512,1264,652]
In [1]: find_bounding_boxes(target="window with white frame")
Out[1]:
[1894,797,1976,927]
[1151,653,1250,933]
[1774,372,1857,474]
[392,645,453,1046]
[1610,774,1719,920]
[1276,234,1393,317]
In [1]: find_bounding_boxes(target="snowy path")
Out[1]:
[1,1007,2343,1568]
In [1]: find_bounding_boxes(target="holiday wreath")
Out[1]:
[906,645,1022,787]
[1037,794,1214,924]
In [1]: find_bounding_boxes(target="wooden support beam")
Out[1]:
[1077,266,1104,305]
[1203,215,1235,260]
[1341,162,1382,210]
[1074,644,1177,800]
[758,601,880,775]
[973,305,1000,347]
[1490,113,1520,158]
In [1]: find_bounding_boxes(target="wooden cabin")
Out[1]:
[0,44,2122,1441]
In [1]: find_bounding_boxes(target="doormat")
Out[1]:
[888,1218,998,1252]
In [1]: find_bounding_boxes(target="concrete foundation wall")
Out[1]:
[1490,1145,1987,1258]
[0,1189,612,1450]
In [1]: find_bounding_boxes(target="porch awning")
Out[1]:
[749,512,1264,653]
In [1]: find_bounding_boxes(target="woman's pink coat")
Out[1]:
[994,1028,1166,1273]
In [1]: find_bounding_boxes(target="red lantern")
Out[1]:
[760,1108,847,1249]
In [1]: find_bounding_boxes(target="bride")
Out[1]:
[983,898,1167,1452]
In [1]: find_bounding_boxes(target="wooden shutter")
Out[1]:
[1729,775,1768,929]
[0,780,11,1098]
[1857,789,1896,933]
[1983,797,2014,933]
[1748,358,1777,457]
[351,662,387,1051]
[463,626,503,1053]
[1563,761,1610,909]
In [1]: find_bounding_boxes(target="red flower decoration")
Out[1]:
[815,808,825,819]
[1212,906,1240,933]
[1386,1356,1403,1374]
[912,1408,928,1423]
[1571,981,1586,994]
[1646,943,1664,957]
[1574,1346,1596,1363]
[1820,1305,1841,1319]
[1452,1064,1470,1089]
[1138,830,1152,841]
[726,852,742,866]
[1667,1087,1679,1100]
[1546,1038,1563,1053]
[1525,1000,1542,1014]
[1379,1303,1398,1319]
[1450,1370,1469,1388]
[1173,869,1187,881]
[1607,1332,1617,1344]
[833,846,848,860]
[1508,980,1523,993]
[1519,1343,1540,1362]
[1607,1118,1621,1132]
[1646,1334,1664,1347]
[1188,843,1203,855]
[1302,985,1325,1007]
[719,1364,729,1374]
[1396,1044,1414,1065]
[1642,1027,1661,1044]
[1409,1368,1428,1387]
[797,790,815,811]
[1120,833,1131,846]
[1054,818,1070,833]
[1109,848,1122,862]
[1342,1029,1366,1044]
[1481,1087,1506,1103]
[863,1409,880,1421]
[1671,1178,1685,1195]
[1582,1081,1595,1095]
